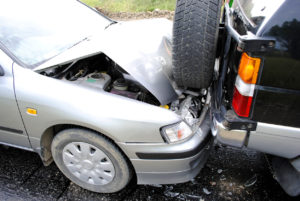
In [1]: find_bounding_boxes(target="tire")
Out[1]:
[172,0,222,89]
[51,128,132,193]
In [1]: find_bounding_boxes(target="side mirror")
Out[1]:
[0,65,4,76]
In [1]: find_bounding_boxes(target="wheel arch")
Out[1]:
[38,123,135,175]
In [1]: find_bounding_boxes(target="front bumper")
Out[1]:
[117,114,213,184]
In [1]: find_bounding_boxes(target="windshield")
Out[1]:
[0,0,110,68]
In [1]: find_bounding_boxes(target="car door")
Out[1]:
[0,49,32,149]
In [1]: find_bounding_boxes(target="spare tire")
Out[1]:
[172,0,222,89]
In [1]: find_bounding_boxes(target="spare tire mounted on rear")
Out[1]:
[172,0,222,89]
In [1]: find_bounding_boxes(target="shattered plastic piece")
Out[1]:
[203,188,211,195]
[217,169,223,174]
[220,175,226,181]
[244,174,257,187]
[165,185,174,191]
[186,194,202,199]
[149,184,162,188]
[164,191,180,198]
[179,194,203,200]
[210,181,216,186]
[164,185,179,198]
[177,194,186,201]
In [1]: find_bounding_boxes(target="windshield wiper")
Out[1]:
[105,21,118,29]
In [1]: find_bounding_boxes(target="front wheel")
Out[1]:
[51,128,132,193]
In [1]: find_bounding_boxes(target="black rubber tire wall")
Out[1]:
[172,0,222,89]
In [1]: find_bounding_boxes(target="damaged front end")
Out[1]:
[27,18,214,186]
[35,18,179,105]
[5,0,215,188]
[35,18,211,142]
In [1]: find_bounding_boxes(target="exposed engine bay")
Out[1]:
[40,53,209,124]
[41,54,161,105]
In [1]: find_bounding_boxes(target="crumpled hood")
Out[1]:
[101,19,178,104]
[35,19,178,105]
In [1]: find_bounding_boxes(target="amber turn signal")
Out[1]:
[27,108,37,115]
[238,53,261,84]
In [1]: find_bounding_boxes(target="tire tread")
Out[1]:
[172,0,221,89]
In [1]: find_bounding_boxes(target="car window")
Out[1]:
[235,0,284,28]
[0,0,110,68]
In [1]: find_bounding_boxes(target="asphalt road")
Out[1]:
[0,144,299,201]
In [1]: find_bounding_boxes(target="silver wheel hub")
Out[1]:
[62,142,115,185]
[82,160,93,170]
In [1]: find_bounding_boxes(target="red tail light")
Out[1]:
[232,53,261,118]
[232,87,253,117]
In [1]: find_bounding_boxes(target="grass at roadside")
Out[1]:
[81,0,176,12]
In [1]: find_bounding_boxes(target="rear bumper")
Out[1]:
[211,112,247,148]
[117,114,213,184]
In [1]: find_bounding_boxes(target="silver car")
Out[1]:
[0,0,213,193]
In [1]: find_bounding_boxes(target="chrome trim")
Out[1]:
[211,116,247,148]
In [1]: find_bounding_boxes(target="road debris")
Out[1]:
[178,193,204,201]
[220,174,226,181]
[210,181,217,186]
[203,188,211,195]
[148,184,162,188]
[163,185,180,198]
[244,174,257,187]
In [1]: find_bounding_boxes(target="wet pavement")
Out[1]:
[0,144,299,201]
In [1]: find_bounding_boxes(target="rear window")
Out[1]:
[234,0,284,28]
